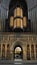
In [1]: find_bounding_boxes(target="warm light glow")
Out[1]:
[15,47,21,53]
[10,17,14,27]
[16,8,23,17]
[14,19,17,28]
[16,18,21,28]
[23,17,27,27]
[14,7,23,29]
[14,18,23,28]
[14,7,23,17]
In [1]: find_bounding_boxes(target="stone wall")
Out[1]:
[0,33,37,60]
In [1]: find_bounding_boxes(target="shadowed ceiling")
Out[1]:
[0,0,37,10]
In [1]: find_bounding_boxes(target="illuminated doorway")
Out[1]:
[14,45,23,59]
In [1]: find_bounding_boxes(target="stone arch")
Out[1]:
[13,45,23,59]
[10,40,23,60]
[10,40,23,50]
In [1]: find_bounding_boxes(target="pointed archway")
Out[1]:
[13,45,23,60]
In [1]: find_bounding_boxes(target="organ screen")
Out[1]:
[8,1,28,32]
[14,7,23,17]
[10,17,14,27]
[14,19,17,28]
[23,17,27,27]
[14,18,23,28]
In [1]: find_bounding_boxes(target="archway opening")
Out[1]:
[14,45,23,59]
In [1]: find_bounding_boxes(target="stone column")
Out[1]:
[10,45,13,60]
[30,44,31,60]
[5,44,7,59]
[0,44,1,59]
[12,50,14,60]
[1,44,2,58]
[34,44,36,60]
[23,44,27,60]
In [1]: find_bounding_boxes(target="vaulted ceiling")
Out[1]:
[0,0,37,10]
[0,0,37,33]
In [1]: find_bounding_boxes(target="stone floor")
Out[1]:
[0,59,37,65]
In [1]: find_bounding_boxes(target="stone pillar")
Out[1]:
[11,50,14,60]
[5,44,7,59]
[10,45,13,60]
[10,50,14,60]
[1,44,2,58]
[30,44,31,60]
[34,44,36,60]
[23,44,27,60]
[0,44,1,59]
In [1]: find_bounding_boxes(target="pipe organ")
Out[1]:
[5,0,31,32]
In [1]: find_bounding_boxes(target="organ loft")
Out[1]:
[5,0,31,32]
[0,0,37,61]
